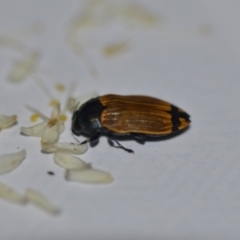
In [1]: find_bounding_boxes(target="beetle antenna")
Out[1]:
[72,133,80,143]
[71,133,89,146]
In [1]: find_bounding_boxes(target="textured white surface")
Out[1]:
[0,1,240,240]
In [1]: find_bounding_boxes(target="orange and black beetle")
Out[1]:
[72,94,191,153]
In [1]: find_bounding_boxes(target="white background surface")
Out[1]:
[0,1,240,239]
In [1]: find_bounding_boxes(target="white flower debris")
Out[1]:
[0,182,61,215]
[8,51,40,83]
[120,3,159,27]
[54,152,90,170]
[0,115,17,130]
[0,149,26,175]
[42,141,88,155]
[67,92,98,112]
[66,97,77,113]
[0,181,26,204]
[21,103,65,144]
[65,168,114,184]
[21,122,48,137]
[41,103,61,144]
[55,83,66,92]
[66,0,159,74]
[25,188,60,215]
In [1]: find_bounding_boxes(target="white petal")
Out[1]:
[54,152,91,170]
[20,121,47,136]
[0,115,17,129]
[65,168,114,184]
[59,121,65,133]
[0,149,26,175]
[0,181,26,204]
[66,97,77,112]
[8,51,40,83]
[25,188,60,215]
[42,142,88,154]
[41,120,60,144]
[50,103,61,119]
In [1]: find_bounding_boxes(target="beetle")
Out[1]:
[72,94,191,153]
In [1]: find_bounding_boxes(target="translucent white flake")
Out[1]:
[66,97,77,113]
[25,188,60,215]
[65,168,114,184]
[0,181,26,204]
[0,149,26,175]
[42,141,88,155]
[0,115,17,130]
[21,122,48,137]
[54,152,91,170]
[8,51,40,83]
[41,118,60,144]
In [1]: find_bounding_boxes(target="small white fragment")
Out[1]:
[20,122,48,136]
[8,51,40,83]
[42,142,88,154]
[41,119,60,144]
[65,168,114,184]
[66,97,77,112]
[0,181,26,204]
[50,102,61,119]
[54,152,91,170]
[25,188,60,215]
[41,103,61,144]
[0,115,17,130]
[0,149,26,175]
[59,121,65,133]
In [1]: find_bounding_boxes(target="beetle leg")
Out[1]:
[107,135,134,153]
[89,133,100,143]
[80,139,88,145]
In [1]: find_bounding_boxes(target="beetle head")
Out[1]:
[71,110,89,136]
[72,97,103,138]
[72,111,81,136]
[72,109,99,137]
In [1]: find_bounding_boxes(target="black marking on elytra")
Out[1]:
[178,111,191,123]
[169,105,181,132]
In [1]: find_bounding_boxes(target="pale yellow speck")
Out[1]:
[49,99,60,106]
[55,83,66,92]
[60,115,67,122]
[103,42,129,57]
[30,114,39,122]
